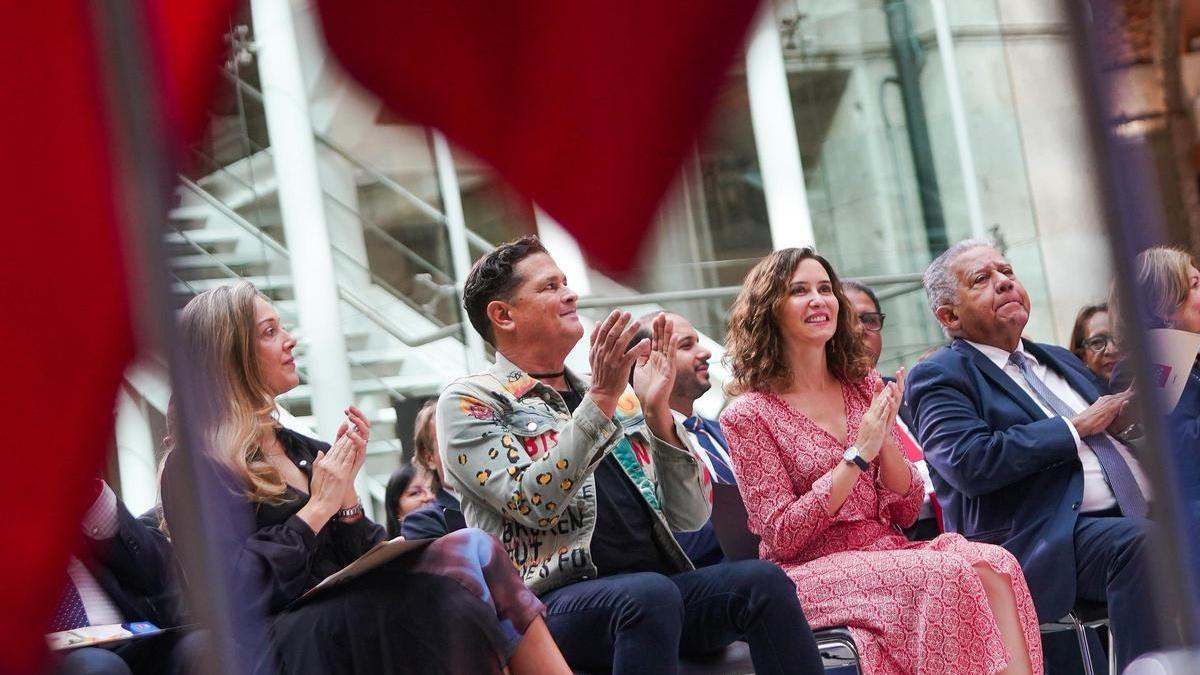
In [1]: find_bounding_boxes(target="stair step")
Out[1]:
[171,275,294,304]
[283,373,443,404]
[168,204,215,225]
[170,252,276,271]
[347,347,410,366]
[164,229,242,256]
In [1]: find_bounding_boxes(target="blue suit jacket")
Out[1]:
[906,338,1098,621]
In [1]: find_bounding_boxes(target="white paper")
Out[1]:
[1146,328,1200,411]
[299,536,433,602]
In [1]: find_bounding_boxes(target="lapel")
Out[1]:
[1024,341,1100,405]
[952,339,1046,421]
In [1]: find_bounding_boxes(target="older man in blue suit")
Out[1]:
[906,239,1159,669]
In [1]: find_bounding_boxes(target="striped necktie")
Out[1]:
[1009,351,1148,518]
[683,416,736,484]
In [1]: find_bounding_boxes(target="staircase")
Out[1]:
[162,139,483,501]
[119,27,734,514]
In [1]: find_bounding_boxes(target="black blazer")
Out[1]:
[162,428,387,617]
[906,338,1099,621]
[81,502,182,629]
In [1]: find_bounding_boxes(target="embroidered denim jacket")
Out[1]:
[437,352,711,595]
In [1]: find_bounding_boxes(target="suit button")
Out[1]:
[1071,501,1080,511]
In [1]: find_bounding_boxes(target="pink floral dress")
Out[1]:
[720,374,1043,675]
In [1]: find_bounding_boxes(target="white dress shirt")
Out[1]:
[965,340,1152,513]
[67,481,125,626]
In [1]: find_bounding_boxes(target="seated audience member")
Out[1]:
[1068,303,1120,394]
[162,282,568,675]
[630,312,731,567]
[439,236,823,675]
[1113,247,1200,607]
[905,239,1158,670]
[722,248,1042,675]
[842,280,940,538]
[401,400,465,540]
[51,481,193,675]
[384,465,435,539]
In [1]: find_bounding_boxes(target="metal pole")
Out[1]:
[88,2,256,673]
[433,131,489,372]
[1066,0,1197,648]
[929,0,987,240]
[745,1,815,249]
[883,0,948,255]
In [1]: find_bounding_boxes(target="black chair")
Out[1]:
[1039,600,1111,675]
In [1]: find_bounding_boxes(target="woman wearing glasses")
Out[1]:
[1068,304,1119,394]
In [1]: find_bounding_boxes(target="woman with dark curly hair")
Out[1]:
[720,248,1042,675]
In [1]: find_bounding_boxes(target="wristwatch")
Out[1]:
[843,446,869,472]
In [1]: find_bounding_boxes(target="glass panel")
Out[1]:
[777,0,1053,370]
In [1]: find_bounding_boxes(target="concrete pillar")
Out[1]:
[745,1,815,250]
[251,0,354,436]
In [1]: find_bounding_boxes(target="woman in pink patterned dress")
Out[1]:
[720,248,1042,675]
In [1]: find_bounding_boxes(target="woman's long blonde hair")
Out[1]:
[1112,246,1195,341]
[167,282,289,504]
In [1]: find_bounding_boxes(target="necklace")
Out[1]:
[529,369,566,379]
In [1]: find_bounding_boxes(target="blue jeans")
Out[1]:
[539,559,822,675]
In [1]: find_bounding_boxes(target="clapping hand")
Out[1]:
[856,378,902,463]
[632,313,678,421]
[587,310,647,418]
[333,406,370,507]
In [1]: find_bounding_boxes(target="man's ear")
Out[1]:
[934,305,960,334]
[486,299,514,337]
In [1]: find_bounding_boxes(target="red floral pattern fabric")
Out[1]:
[721,374,1043,675]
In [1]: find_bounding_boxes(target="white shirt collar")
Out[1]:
[963,338,1034,372]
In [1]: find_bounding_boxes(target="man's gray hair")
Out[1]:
[923,238,993,336]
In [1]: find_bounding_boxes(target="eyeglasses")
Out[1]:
[1082,335,1116,353]
[858,312,886,332]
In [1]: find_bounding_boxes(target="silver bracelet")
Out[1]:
[336,503,364,520]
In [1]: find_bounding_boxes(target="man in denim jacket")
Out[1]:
[439,236,821,675]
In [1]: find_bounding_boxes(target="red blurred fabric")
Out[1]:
[316,0,762,274]
[0,1,231,671]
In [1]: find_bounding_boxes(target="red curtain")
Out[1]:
[317,0,762,274]
[0,1,231,671]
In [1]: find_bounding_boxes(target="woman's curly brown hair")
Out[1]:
[725,247,873,395]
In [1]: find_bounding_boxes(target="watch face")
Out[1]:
[843,447,857,462]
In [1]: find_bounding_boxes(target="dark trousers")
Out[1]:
[540,559,822,675]
[1073,514,1160,670]
[55,631,202,675]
